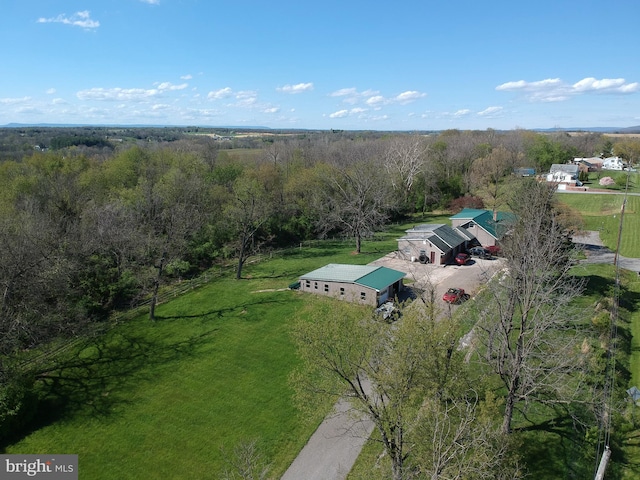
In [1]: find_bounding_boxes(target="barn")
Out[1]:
[298,264,406,307]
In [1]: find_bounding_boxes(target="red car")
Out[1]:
[443,287,465,304]
[455,253,470,265]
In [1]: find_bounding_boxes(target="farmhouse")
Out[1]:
[449,208,515,248]
[546,164,580,185]
[397,224,469,265]
[299,264,405,307]
[603,156,624,170]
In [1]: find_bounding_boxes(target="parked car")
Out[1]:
[443,287,466,304]
[469,246,490,258]
[485,245,501,256]
[455,253,470,265]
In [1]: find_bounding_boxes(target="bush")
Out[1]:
[599,177,615,186]
[449,195,485,212]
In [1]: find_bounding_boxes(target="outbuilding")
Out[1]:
[299,263,405,307]
[397,224,469,265]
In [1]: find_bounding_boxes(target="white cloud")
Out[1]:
[366,95,386,107]
[329,109,349,118]
[155,82,188,91]
[52,98,66,105]
[478,106,503,117]
[208,87,233,100]
[496,76,639,102]
[329,88,358,97]
[329,88,380,105]
[453,109,471,117]
[180,74,193,80]
[46,88,56,95]
[0,96,32,105]
[140,0,160,4]
[77,87,159,101]
[277,82,314,94]
[394,90,426,104]
[262,107,280,114]
[37,11,99,30]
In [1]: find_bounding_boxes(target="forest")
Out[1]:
[2,126,640,476]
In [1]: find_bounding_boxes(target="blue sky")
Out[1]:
[2,0,639,130]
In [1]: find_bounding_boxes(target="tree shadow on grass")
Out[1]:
[517,413,597,478]
[1,328,217,449]
[155,298,288,321]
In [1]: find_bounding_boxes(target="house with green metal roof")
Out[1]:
[299,263,406,307]
[397,224,469,265]
[449,208,515,247]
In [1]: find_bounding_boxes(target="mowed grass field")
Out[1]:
[557,192,640,258]
[3,219,423,479]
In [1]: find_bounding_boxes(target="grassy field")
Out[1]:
[556,192,640,258]
[4,206,639,479]
[3,216,432,479]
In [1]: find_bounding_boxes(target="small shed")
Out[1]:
[299,264,406,307]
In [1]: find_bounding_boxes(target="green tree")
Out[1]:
[292,295,497,480]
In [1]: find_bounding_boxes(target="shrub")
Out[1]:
[599,176,615,186]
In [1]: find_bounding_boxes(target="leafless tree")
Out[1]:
[473,180,588,434]
[384,136,429,207]
[313,141,396,253]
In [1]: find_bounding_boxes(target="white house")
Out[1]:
[602,156,624,170]
[547,164,580,185]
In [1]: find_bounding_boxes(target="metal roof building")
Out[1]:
[299,263,405,307]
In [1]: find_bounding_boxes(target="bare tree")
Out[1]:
[384,136,428,208]
[224,172,276,280]
[221,439,270,480]
[474,180,588,434]
[313,142,396,253]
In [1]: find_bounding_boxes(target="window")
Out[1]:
[324,284,329,292]
[339,287,345,296]
[360,292,366,300]
[305,280,310,288]
[314,282,318,290]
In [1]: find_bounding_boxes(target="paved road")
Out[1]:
[573,230,640,272]
[280,256,500,480]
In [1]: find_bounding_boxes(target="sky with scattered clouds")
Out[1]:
[2,0,639,130]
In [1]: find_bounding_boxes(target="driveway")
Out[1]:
[573,230,640,272]
[280,254,500,480]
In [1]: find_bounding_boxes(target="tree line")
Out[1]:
[1,127,638,450]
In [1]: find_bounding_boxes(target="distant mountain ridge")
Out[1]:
[2,123,640,133]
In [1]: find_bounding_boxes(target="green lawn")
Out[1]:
[556,192,640,258]
[3,217,433,479]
